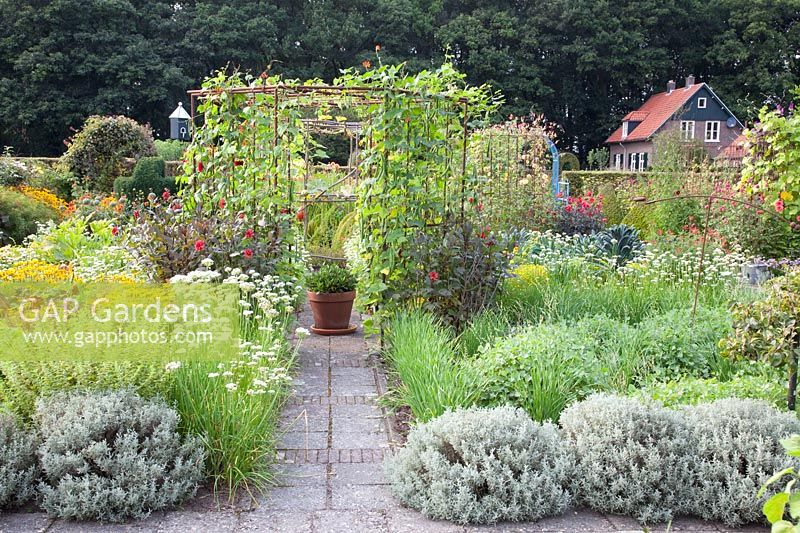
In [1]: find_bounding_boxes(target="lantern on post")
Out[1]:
[169,102,191,141]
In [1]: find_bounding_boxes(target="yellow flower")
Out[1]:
[17,186,67,215]
[781,191,794,201]
[0,260,73,282]
[509,264,548,288]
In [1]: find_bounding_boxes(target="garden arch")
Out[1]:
[181,65,499,325]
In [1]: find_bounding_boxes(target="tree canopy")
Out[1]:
[1,0,798,157]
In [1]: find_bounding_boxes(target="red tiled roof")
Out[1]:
[606,84,704,144]
[623,110,650,121]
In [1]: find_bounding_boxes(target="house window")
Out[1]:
[629,153,639,171]
[705,121,720,142]
[680,121,695,141]
[622,121,629,139]
[697,97,707,109]
[614,153,622,170]
[639,153,648,171]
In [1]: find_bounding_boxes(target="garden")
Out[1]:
[1,60,800,531]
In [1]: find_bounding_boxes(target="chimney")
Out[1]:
[685,75,695,87]
[667,80,676,93]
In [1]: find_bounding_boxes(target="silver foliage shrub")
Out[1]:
[0,412,38,508]
[386,405,573,524]
[36,390,205,522]
[559,394,694,524]
[683,398,800,527]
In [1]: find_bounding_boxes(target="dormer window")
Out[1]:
[697,97,707,109]
[622,121,629,139]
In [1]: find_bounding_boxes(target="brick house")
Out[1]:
[605,76,743,171]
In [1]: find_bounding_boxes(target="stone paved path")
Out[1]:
[0,309,767,532]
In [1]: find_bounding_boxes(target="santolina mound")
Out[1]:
[18,297,213,324]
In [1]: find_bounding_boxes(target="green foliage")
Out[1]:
[563,171,637,195]
[400,221,513,331]
[474,307,734,421]
[0,186,59,245]
[386,406,573,524]
[456,307,516,358]
[685,399,800,526]
[306,263,356,294]
[589,224,645,267]
[0,413,38,509]
[721,269,800,409]
[559,151,580,171]
[742,93,800,221]
[0,361,173,421]
[305,202,353,257]
[169,324,296,498]
[474,322,591,422]
[636,368,786,409]
[36,390,205,522]
[587,147,609,170]
[760,434,800,532]
[114,156,177,201]
[384,311,483,422]
[60,116,156,193]
[639,306,733,380]
[596,183,627,225]
[560,394,695,524]
[334,63,498,331]
[154,139,187,161]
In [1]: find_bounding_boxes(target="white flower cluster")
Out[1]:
[221,267,301,320]
[620,245,748,287]
[207,338,293,395]
[519,231,750,288]
[169,270,222,284]
[0,245,36,270]
[73,245,146,282]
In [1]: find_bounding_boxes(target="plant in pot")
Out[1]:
[306,263,357,335]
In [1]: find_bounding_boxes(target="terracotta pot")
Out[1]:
[307,290,356,334]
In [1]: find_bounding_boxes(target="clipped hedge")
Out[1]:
[113,157,177,200]
[563,170,639,194]
[60,115,156,193]
[0,186,59,245]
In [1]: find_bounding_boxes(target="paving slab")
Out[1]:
[313,510,389,533]
[260,485,327,511]
[330,462,390,485]
[238,510,315,532]
[0,512,52,533]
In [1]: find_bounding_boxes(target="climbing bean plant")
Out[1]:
[177,70,317,272]
[336,63,500,329]
[177,63,499,329]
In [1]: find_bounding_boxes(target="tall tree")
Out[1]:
[0,0,187,155]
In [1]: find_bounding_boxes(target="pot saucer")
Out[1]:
[310,324,357,336]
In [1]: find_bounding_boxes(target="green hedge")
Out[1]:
[562,171,640,194]
[113,157,177,200]
[0,187,59,245]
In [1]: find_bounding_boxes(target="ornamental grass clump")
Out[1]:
[559,394,694,524]
[0,413,38,509]
[683,398,800,526]
[36,390,205,522]
[386,406,573,524]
